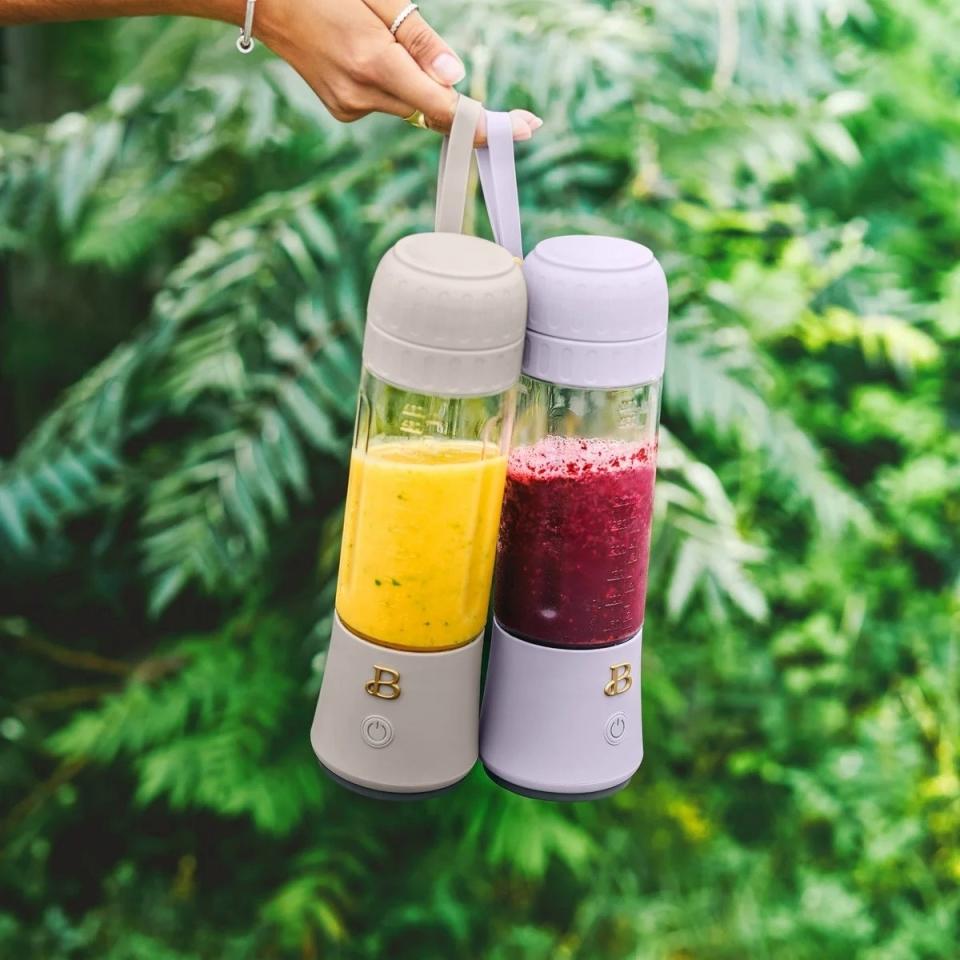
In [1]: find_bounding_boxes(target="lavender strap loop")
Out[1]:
[477,111,523,259]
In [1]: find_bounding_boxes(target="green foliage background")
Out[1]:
[1,1,958,956]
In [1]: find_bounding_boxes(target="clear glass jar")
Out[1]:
[493,374,661,649]
[336,369,514,652]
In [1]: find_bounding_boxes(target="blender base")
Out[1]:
[480,621,643,799]
[318,759,464,802]
[311,614,482,797]
[485,767,632,803]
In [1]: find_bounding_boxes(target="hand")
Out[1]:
[0,0,541,140]
[256,0,542,142]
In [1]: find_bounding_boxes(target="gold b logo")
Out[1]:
[604,662,633,697]
[365,665,401,700]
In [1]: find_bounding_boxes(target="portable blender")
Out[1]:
[310,97,527,798]
[479,235,668,800]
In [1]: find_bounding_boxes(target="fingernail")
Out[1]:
[432,53,465,85]
[509,109,543,139]
[510,114,534,141]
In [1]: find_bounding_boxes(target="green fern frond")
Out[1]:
[49,616,322,833]
[262,847,368,950]
[797,307,940,375]
[0,443,121,553]
[461,780,596,880]
[129,187,363,611]
[654,428,768,622]
[666,319,868,533]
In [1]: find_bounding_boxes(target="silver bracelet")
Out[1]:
[237,0,256,53]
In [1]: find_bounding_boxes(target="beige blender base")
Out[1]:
[311,614,483,799]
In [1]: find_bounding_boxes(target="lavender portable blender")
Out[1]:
[479,235,668,800]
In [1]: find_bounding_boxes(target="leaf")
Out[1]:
[262,409,309,501]
[148,566,189,617]
[0,486,31,551]
[294,207,340,263]
[240,438,287,522]
[666,322,868,533]
[280,382,338,455]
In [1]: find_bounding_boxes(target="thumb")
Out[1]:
[365,3,466,85]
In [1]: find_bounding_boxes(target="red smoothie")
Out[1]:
[494,436,656,648]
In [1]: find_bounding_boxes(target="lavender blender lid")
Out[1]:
[521,236,668,388]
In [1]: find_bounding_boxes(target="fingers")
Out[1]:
[363,1,465,85]
[505,110,543,142]
[376,43,460,130]
[369,45,538,144]
[420,107,541,144]
[365,91,421,122]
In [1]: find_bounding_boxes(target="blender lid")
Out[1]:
[368,233,525,353]
[523,235,668,344]
[364,232,527,397]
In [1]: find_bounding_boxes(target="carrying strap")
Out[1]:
[477,110,523,259]
[435,94,484,233]
[435,97,524,259]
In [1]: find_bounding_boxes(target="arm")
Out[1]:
[0,0,542,140]
[0,0,228,20]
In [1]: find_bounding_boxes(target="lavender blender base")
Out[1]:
[480,621,643,799]
[484,768,632,803]
[311,614,482,797]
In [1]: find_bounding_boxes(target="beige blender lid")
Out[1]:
[362,96,527,398]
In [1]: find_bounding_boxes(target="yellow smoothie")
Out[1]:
[336,439,508,650]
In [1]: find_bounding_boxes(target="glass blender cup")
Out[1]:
[311,97,527,798]
[480,235,668,800]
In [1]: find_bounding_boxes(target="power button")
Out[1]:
[604,712,627,746]
[361,715,394,749]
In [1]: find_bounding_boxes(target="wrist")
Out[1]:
[184,0,287,50]
[249,0,291,53]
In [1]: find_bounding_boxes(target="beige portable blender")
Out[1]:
[310,97,527,798]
